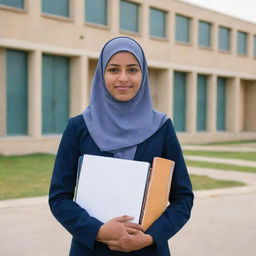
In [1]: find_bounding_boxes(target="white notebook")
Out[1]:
[75,154,150,224]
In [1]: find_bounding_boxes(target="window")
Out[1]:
[85,0,107,25]
[0,0,23,8]
[173,72,187,132]
[120,0,139,33]
[42,55,70,134]
[216,77,226,131]
[237,31,248,55]
[42,0,69,17]
[198,21,211,47]
[197,75,208,131]
[175,14,190,43]
[218,26,231,51]
[254,36,256,57]
[6,50,28,135]
[149,7,166,38]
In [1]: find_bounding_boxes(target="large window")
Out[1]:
[197,75,208,131]
[149,7,166,38]
[173,72,187,132]
[0,0,23,8]
[175,14,190,43]
[120,0,139,33]
[85,0,107,25]
[216,77,226,131]
[237,31,248,55]
[6,50,28,135]
[198,21,211,48]
[218,26,231,51]
[42,0,69,17]
[42,55,70,134]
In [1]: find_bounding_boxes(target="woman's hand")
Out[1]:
[96,215,143,242]
[96,215,154,252]
[107,230,154,252]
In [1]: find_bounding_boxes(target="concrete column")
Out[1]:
[191,17,198,48]
[247,33,253,58]
[28,50,42,138]
[70,55,89,117]
[110,0,120,36]
[158,68,173,118]
[72,0,84,24]
[227,77,241,132]
[231,28,237,56]
[186,72,197,133]
[0,49,6,136]
[212,23,218,52]
[169,11,175,46]
[208,74,217,132]
[141,1,149,38]
[27,0,41,17]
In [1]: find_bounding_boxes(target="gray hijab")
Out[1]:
[83,37,167,159]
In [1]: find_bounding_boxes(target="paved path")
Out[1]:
[1,188,256,256]
[183,145,256,152]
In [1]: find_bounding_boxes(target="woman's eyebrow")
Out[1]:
[106,63,140,67]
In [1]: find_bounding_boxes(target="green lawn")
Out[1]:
[200,139,256,146]
[186,160,256,173]
[0,154,246,200]
[183,150,256,162]
[190,174,245,190]
[0,154,55,200]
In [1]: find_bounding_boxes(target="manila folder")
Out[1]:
[141,157,175,230]
[75,154,150,224]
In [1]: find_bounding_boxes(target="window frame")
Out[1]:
[119,0,141,35]
[198,20,212,49]
[0,0,27,13]
[218,26,231,53]
[237,30,248,56]
[175,13,191,44]
[149,6,168,40]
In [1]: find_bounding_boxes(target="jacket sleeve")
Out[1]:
[146,119,194,249]
[48,118,103,250]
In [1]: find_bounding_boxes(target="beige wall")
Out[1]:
[0,0,256,155]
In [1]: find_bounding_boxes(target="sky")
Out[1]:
[180,0,256,23]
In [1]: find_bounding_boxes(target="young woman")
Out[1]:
[49,36,193,256]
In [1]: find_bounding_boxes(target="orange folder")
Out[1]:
[141,157,175,230]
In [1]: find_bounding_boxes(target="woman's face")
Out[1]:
[104,52,142,101]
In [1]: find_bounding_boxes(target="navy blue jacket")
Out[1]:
[49,115,193,256]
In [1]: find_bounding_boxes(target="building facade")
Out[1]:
[0,0,256,155]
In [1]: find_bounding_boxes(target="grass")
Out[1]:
[0,154,55,200]
[190,174,245,190]
[195,139,256,146]
[0,153,248,200]
[183,150,256,162]
[186,160,256,173]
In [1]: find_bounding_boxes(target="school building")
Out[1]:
[0,0,256,155]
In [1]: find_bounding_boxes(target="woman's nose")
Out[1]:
[118,70,129,82]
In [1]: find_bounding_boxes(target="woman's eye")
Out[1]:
[107,68,119,73]
[129,68,140,73]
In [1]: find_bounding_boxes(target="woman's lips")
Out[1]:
[115,85,132,93]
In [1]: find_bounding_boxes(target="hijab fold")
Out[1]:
[83,37,167,160]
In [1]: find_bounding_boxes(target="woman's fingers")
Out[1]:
[113,215,134,222]
[124,221,144,231]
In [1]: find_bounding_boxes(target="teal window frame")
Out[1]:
[173,71,187,132]
[6,49,28,135]
[85,0,108,26]
[218,26,231,52]
[0,0,24,8]
[216,77,226,131]
[120,0,139,33]
[175,14,190,43]
[197,75,208,131]
[42,0,70,17]
[198,21,211,48]
[237,31,248,55]
[149,7,167,38]
[42,54,70,134]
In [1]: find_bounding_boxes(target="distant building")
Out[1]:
[0,0,256,155]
